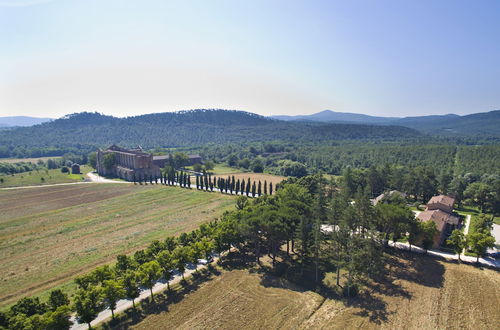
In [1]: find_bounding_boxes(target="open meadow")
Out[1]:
[0,165,92,187]
[129,251,500,330]
[0,183,235,308]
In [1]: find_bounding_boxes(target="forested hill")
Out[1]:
[272,109,500,137]
[0,110,421,158]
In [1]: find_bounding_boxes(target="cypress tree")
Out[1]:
[204,175,209,190]
[200,175,204,190]
[231,175,235,193]
[226,176,230,193]
[270,182,273,195]
[246,178,251,196]
[258,180,262,196]
[264,180,267,194]
[241,179,245,195]
[150,175,153,184]
[252,181,256,197]
[188,175,191,188]
[133,173,136,185]
[155,176,158,184]
[236,179,240,195]
[196,175,199,189]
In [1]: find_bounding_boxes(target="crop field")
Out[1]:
[131,251,500,330]
[0,184,235,308]
[0,165,91,187]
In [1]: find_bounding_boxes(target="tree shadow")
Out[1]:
[384,250,445,288]
[102,266,220,329]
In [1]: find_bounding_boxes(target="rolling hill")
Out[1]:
[0,110,421,158]
[271,109,500,136]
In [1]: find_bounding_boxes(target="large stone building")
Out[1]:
[96,145,202,181]
[96,145,161,181]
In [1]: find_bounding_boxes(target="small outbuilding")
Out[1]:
[71,163,81,174]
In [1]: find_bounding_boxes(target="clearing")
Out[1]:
[0,184,235,308]
[130,251,500,330]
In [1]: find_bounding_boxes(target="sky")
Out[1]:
[1,0,499,119]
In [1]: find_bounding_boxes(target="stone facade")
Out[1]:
[96,145,161,181]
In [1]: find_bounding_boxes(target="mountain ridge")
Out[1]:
[270,109,500,136]
[0,116,53,127]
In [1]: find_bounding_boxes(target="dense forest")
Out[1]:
[0,110,422,158]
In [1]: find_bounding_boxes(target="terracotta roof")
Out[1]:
[427,195,455,208]
[417,209,460,231]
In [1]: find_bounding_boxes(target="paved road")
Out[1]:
[390,239,500,268]
[462,214,471,254]
[69,256,219,329]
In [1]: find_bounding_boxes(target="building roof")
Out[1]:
[105,145,150,156]
[427,195,455,208]
[371,190,407,205]
[152,154,202,160]
[417,209,460,231]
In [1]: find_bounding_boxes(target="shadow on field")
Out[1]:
[254,248,445,326]
[103,265,220,330]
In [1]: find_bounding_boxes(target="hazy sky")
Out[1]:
[1,0,499,118]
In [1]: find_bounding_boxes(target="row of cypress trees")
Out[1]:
[195,174,273,197]
[131,170,274,197]
[132,170,191,188]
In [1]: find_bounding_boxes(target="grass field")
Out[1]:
[0,156,62,164]
[0,184,235,308]
[129,251,500,330]
[0,165,92,187]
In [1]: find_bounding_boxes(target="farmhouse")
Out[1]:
[417,195,460,247]
[152,154,202,168]
[71,163,80,174]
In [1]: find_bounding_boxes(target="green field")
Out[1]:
[0,165,92,187]
[0,183,235,308]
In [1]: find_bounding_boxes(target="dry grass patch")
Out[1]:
[0,184,235,308]
[130,252,500,330]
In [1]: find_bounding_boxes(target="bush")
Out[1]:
[251,159,264,173]
[61,166,69,173]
